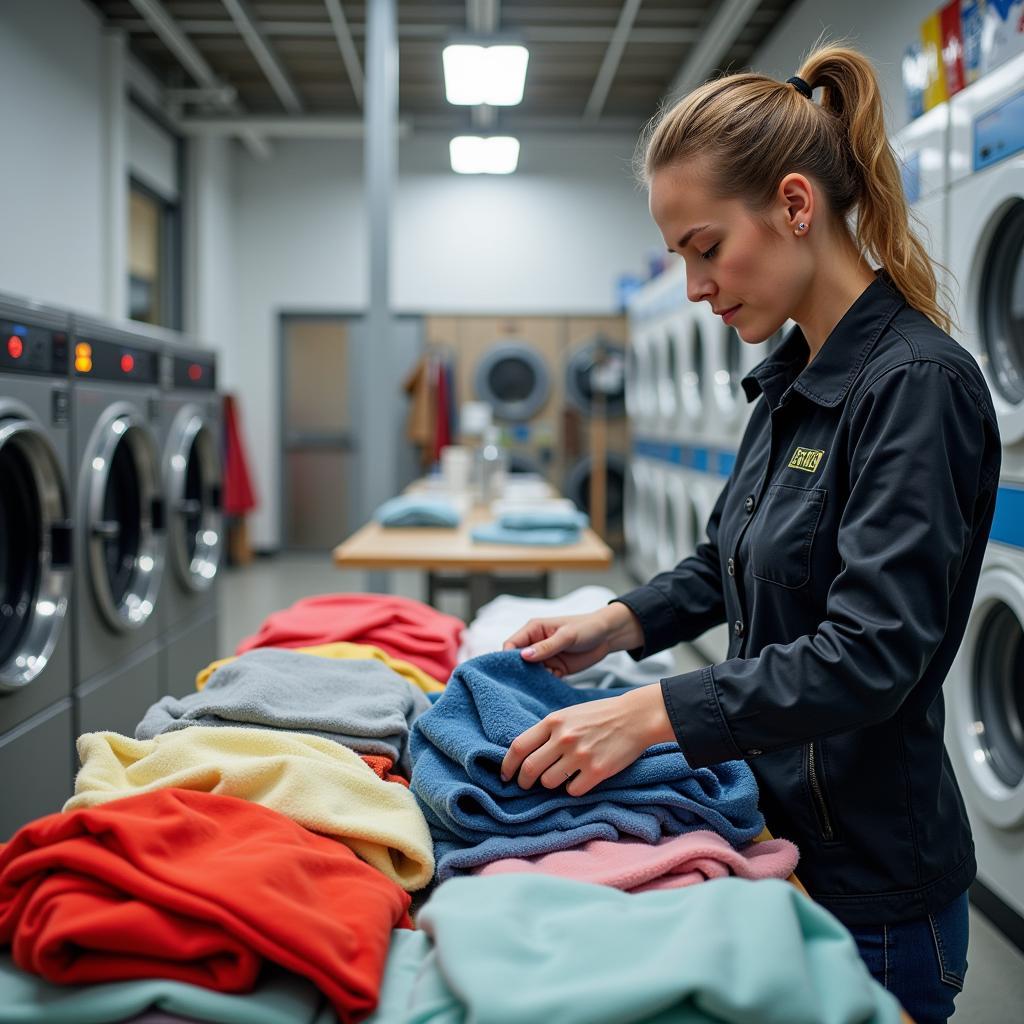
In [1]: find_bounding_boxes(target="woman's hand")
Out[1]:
[500,684,676,796]
[502,603,645,679]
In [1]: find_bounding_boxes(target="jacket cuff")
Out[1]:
[660,666,745,768]
[610,586,682,661]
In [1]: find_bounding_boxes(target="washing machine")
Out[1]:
[70,315,166,738]
[893,102,950,280]
[0,295,75,835]
[945,53,1024,928]
[157,343,222,700]
[947,541,1024,924]
[948,53,1024,485]
[458,317,563,481]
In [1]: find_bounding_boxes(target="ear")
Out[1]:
[777,173,814,233]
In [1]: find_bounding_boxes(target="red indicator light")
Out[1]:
[7,335,23,359]
[188,363,202,382]
[121,353,135,373]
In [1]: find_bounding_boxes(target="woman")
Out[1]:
[500,44,1001,1024]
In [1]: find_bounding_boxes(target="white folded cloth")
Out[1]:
[457,585,676,688]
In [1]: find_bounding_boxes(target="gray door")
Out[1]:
[281,317,358,551]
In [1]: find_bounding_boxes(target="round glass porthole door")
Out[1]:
[86,409,163,630]
[951,564,1024,828]
[474,343,551,422]
[565,340,626,418]
[0,415,70,689]
[166,407,222,592]
[565,453,626,533]
[979,199,1024,411]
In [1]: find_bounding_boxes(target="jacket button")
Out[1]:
[727,557,736,577]
[744,495,755,514]
[746,748,763,757]
[733,620,745,637]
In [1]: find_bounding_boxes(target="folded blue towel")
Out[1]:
[374,495,461,528]
[498,508,589,531]
[470,523,581,546]
[409,651,763,879]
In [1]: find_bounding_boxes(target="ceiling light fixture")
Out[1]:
[449,136,521,174]
[442,44,530,106]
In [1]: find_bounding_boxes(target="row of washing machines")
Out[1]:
[0,293,222,838]
[625,50,1024,933]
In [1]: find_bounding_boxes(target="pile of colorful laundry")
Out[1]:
[0,590,901,1023]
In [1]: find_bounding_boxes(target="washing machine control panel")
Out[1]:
[168,352,216,391]
[1,319,68,376]
[72,337,160,384]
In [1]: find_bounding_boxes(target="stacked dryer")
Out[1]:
[942,51,1024,929]
[0,295,75,836]
[69,315,167,738]
[157,341,222,699]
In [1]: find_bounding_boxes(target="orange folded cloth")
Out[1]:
[0,789,411,1022]
[361,754,410,787]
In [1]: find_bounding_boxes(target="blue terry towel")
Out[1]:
[374,495,461,528]
[470,522,581,546]
[409,651,763,879]
[498,508,589,531]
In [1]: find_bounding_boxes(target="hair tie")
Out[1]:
[786,76,813,99]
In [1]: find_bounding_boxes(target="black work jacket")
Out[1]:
[616,272,1001,927]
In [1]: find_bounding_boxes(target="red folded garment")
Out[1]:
[235,593,465,683]
[0,789,411,1022]
[361,754,410,787]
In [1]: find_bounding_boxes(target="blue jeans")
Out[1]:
[847,892,969,1024]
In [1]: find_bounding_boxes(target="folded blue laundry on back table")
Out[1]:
[470,506,589,546]
[409,651,763,879]
[373,495,461,528]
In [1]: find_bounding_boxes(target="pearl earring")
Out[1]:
[795,222,807,235]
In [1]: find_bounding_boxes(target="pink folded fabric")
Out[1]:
[474,830,799,893]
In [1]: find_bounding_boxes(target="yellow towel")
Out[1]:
[195,641,445,694]
[66,727,435,891]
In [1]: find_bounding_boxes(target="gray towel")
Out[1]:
[135,649,431,775]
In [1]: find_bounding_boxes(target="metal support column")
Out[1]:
[362,0,399,592]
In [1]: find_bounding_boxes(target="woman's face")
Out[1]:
[648,161,813,344]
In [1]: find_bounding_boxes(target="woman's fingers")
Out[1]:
[500,719,551,782]
[520,626,574,662]
[539,758,578,790]
[502,618,556,652]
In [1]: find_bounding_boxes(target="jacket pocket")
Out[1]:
[750,483,826,589]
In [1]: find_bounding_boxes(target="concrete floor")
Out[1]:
[220,553,1024,1022]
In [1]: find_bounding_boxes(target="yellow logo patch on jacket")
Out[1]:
[788,446,825,473]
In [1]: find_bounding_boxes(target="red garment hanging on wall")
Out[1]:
[222,393,258,516]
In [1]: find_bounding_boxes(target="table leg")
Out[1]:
[467,574,494,619]
[365,570,392,594]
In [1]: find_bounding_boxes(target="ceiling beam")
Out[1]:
[179,115,409,138]
[583,0,642,122]
[666,0,762,101]
[324,0,364,106]
[127,0,272,159]
[220,0,304,114]
[466,0,500,130]
[114,18,704,46]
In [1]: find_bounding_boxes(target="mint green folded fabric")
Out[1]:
[410,875,902,1024]
[0,954,327,1024]
[470,523,581,546]
[363,930,431,1023]
[498,509,588,531]
[375,497,461,528]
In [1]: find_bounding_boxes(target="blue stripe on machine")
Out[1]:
[991,484,1024,550]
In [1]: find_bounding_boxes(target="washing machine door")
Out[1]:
[949,560,1024,828]
[0,413,71,689]
[565,453,626,534]
[474,342,551,422]
[166,405,222,592]
[565,340,626,417]
[977,198,1024,442]
[84,405,164,630]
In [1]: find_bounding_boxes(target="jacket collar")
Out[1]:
[741,270,906,410]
